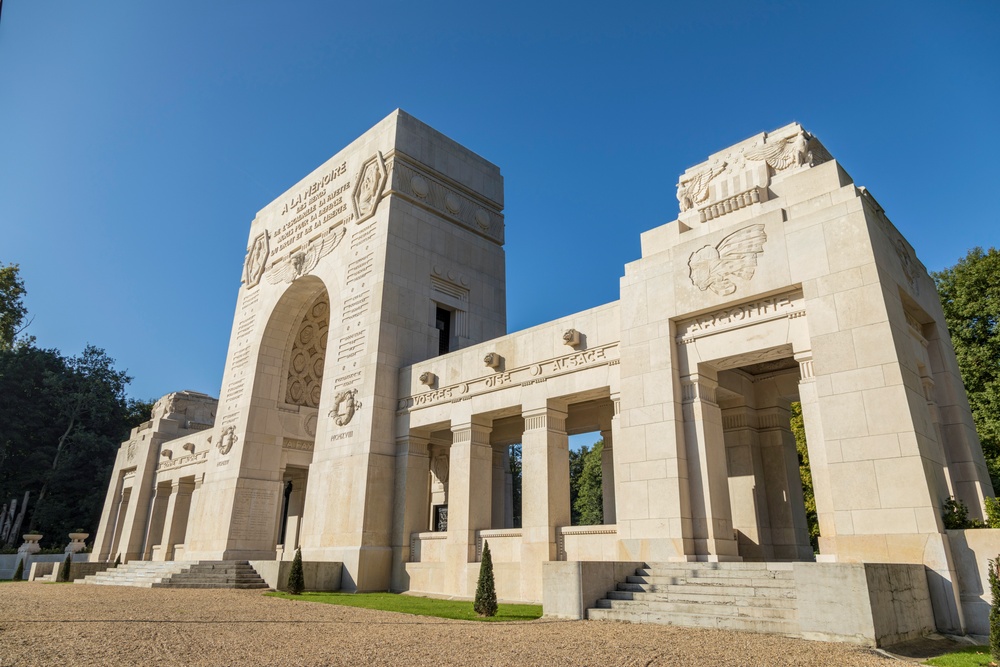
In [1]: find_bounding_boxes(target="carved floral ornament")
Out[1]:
[329,388,360,427]
[217,425,238,455]
[688,225,767,296]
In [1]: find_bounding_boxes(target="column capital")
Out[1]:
[522,403,568,432]
[396,433,431,457]
[793,350,814,381]
[681,373,719,405]
[451,416,492,447]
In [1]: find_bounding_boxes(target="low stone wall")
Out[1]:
[248,560,343,592]
[947,528,1000,636]
[28,559,115,582]
[541,561,644,619]
[1,553,93,580]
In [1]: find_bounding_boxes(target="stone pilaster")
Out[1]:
[446,417,493,596]
[390,432,430,590]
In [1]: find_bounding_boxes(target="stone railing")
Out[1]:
[556,525,617,561]
[409,531,447,563]
[476,529,523,562]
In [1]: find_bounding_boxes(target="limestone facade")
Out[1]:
[92,111,992,630]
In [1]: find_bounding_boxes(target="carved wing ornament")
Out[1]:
[265,226,346,285]
[677,163,727,212]
[743,132,810,171]
[688,224,768,296]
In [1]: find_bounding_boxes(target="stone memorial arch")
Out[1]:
[91,111,996,641]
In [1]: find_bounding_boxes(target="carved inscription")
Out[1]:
[346,254,374,285]
[231,347,252,370]
[342,293,370,321]
[677,291,803,341]
[282,439,314,452]
[550,348,605,371]
[331,430,354,442]
[225,380,245,402]
[241,290,260,311]
[236,315,256,340]
[337,331,366,362]
[229,488,278,541]
[334,370,362,389]
[272,162,351,257]
[351,224,377,250]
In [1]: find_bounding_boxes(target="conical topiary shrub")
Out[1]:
[287,547,305,595]
[474,540,497,617]
[12,558,24,581]
[60,553,72,582]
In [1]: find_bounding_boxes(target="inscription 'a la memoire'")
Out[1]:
[280,162,348,215]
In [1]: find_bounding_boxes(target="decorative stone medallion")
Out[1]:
[217,425,238,455]
[330,388,361,426]
[243,232,269,288]
[352,152,387,223]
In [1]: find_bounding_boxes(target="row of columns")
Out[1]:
[392,399,619,597]
[141,476,201,561]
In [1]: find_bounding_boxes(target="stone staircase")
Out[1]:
[586,562,800,635]
[77,560,269,590]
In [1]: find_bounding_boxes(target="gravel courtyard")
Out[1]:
[0,584,902,666]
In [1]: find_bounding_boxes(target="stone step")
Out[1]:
[634,567,794,580]
[586,607,799,636]
[604,589,799,609]
[594,598,796,620]
[626,574,795,588]
[617,581,797,599]
[644,561,796,572]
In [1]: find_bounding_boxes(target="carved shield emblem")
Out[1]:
[243,232,269,288]
[352,153,386,223]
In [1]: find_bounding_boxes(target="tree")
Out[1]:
[569,440,604,526]
[790,402,819,552]
[474,540,497,617]
[60,552,72,582]
[0,263,28,351]
[287,547,304,594]
[934,247,1000,487]
[990,556,1000,661]
[508,444,522,528]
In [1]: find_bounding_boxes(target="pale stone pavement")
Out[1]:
[0,584,905,666]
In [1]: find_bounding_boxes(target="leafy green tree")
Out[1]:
[60,553,72,582]
[287,547,304,594]
[790,402,819,552]
[474,540,497,617]
[508,444,522,528]
[990,556,1000,661]
[934,247,1000,487]
[573,440,604,526]
[0,263,28,351]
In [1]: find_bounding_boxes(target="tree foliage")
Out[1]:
[0,262,144,548]
[933,247,1000,483]
[508,444,522,528]
[287,547,304,594]
[569,440,604,526]
[0,263,28,351]
[789,402,819,552]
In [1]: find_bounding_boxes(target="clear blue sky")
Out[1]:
[1,1,998,404]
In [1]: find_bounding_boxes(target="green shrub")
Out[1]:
[12,558,24,581]
[287,547,304,595]
[943,497,985,529]
[985,497,1000,528]
[60,553,72,582]
[990,556,1000,661]
[474,541,497,617]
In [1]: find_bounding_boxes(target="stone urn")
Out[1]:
[17,533,42,555]
[65,532,89,554]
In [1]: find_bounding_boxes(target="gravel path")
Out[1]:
[0,583,900,666]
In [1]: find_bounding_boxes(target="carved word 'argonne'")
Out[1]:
[683,294,800,336]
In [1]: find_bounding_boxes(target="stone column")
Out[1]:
[722,403,772,560]
[390,432,431,590]
[446,417,493,596]
[143,483,172,560]
[600,427,616,525]
[794,351,837,555]
[159,479,194,561]
[681,370,738,560]
[108,487,131,562]
[520,401,570,601]
[96,477,126,561]
[755,403,812,560]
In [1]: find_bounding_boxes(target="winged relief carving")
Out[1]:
[265,226,346,285]
[677,162,727,212]
[743,132,809,171]
[688,224,767,296]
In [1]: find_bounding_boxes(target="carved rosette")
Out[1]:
[286,293,330,408]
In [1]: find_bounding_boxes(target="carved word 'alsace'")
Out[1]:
[550,347,605,372]
[688,225,767,296]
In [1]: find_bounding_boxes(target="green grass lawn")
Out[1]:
[923,646,997,667]
[267,591,543,622]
